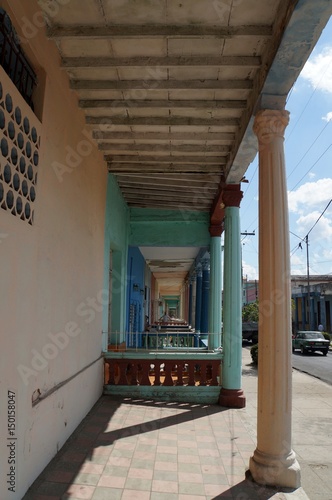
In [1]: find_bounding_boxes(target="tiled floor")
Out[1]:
[23,393,292,500]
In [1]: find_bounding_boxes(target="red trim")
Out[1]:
[222,184,243,208]
[219,388,246,408]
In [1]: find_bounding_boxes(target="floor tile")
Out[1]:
[121,491,151,500]
[97,475,126,488]
[124,477,152,491]
[64,484,96,499]
[91,486,122,500]
[151,479,178,493]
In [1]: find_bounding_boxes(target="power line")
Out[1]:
[307,198,332,237]
[287,119,331,181]
[290,142,332,191]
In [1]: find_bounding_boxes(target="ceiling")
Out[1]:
[139,246,205,295]
[41,0,297,213]
[38,0,328,301]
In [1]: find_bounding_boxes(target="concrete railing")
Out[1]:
[103,349,223,403]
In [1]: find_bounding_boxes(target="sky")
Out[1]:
[239,17,332,280]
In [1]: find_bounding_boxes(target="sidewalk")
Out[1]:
[241,347,332,500]
[24,348,332,500]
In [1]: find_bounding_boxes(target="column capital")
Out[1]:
[209,224,223,237]
[253,109,289,146]
[222,184,243,208]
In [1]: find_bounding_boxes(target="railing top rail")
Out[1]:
[104,351,223,360]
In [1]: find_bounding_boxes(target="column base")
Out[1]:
[219,388,246,408]
[249,448,301,488]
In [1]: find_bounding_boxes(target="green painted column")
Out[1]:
[208,226,223,350]
[219,185,245,408]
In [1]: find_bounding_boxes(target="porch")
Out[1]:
[104,330,223,404]
[23,348,316,500]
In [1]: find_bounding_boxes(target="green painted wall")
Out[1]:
[102,174,129,348]
[129,208,210,247]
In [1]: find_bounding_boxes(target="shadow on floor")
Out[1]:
[23,396,228,499]
[213,474,297,499]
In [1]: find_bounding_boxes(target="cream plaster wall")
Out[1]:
[0,2,108,498]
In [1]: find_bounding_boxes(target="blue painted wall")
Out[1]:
[126,247,146,346]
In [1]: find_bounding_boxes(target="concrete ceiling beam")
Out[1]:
[93,131,235,141]
[48,24,272,39]
[117,182,217,193]
[108,164,224,173]
[115,173,220,184]
[80,99,247,109]
[104,155,225,164]
[62,55,261,68]
[71,79,253,90]
[99,143,230,153]
[87,116,239,127]
[122,188,214,200]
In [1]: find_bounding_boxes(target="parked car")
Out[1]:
[242,321,258,343]
[292,331,329,356]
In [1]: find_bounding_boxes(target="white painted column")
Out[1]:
[249,109,301,488]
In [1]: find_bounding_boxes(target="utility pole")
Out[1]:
[306,234,310,329]
[241,231,256,305]
[290,231,310,330]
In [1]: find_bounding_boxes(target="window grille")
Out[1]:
[0,71,40,225]
[0,9,37,109]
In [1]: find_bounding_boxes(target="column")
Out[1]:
[301,296,306,329]
[209,225,223,349]
[188,278,193,327]
[310,297,315,330]
[320,295,326,330]
[219,185,245,409]
[249,109,300,488]
[294,297,299,331]
[195,265,202,333]
[191,273,197,328]
[201,260,210,333]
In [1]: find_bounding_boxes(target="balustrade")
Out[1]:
[104,357,220,387]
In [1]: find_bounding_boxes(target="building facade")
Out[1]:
[1,1,332,497]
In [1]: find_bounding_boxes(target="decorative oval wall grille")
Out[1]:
[0,68,40,225]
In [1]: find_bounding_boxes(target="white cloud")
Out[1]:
[288,178,332,213]
[290,252,308,275]
[322,111,332,122]
[296,211,332,240]
[301,46,332,94]
[242,261,258,280]
[308,172,316,179]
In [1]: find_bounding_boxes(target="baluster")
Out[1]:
[138,360,151,386]
[106,360,116,385]
[130,363,139,385]
[154,362,161,386]
[188,361,196,386]
[163,360,173,386]
[209,362,219,386]
[200,362,207,386]
[104,359,108,384]
[182,362,189,386]
[176,362,184,386]
[118,360,129,385]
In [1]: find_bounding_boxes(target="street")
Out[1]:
[292,350,332,385]
[243,342,332,385]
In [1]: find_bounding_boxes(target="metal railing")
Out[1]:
[104,331,222,352]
